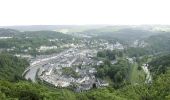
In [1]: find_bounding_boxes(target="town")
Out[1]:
[22,36,148,92]
[22,38,129,92]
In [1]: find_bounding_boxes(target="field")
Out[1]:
[130,62,146,84]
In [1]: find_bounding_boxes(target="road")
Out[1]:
[142,64,152,83]
[23,48,73,82]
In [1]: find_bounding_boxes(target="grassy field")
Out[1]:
[130,62,146,84]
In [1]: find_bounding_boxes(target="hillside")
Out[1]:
[0,53,29,81]
[145,33,170,53]
[0,28,75,55]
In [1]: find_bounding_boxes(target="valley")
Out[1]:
[0,25,170,99]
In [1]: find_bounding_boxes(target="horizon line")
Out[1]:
[1,24,170,27]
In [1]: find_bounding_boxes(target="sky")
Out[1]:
[0,0,170,26]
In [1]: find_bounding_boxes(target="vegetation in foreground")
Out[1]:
[0,53,170,100]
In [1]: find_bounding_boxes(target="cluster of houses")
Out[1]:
[24,39,123,91]
[36,48,109,92]
[37,46,58,52]
[131,40,148,48]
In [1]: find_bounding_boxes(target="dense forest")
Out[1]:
[95,59,130,88]
[0,53,29,81]
[148,53,170,77]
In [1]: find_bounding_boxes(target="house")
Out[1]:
[97,79,109,87]
[97,61,103,65]
[89,68,97,73]
[45,67,53,76]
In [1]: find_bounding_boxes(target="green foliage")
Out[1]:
[117,71,170,100]
[96,59,130,88]
[149,71,170,100]
[146,33,170,53]
[0,53,29,81]
[0,53,169,100]
[149,54,170,76]
[125,47,150,57]
[97,50,119,60]
[129,62,145,84]
[83,88,126,100]
[0,73,169,100]
[62,67,79,78]
[0,29,75,55]
[0,80,76,100]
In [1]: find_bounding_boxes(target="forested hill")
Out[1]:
[0,28,73,39]
[149,53,170,76]
[0,28,21,36]
[0,28,75,56]
[23,31,73,39]
[82,27,164,41]
[145,33,170,53]
[0,53,29,81]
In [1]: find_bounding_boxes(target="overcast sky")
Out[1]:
[0,0,170,26]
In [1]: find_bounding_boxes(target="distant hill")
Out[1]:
[0,28,73,39]
[0,28,21,37]
[145,33,170,53]
[82,27,165,42]
[1,25,106,32]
